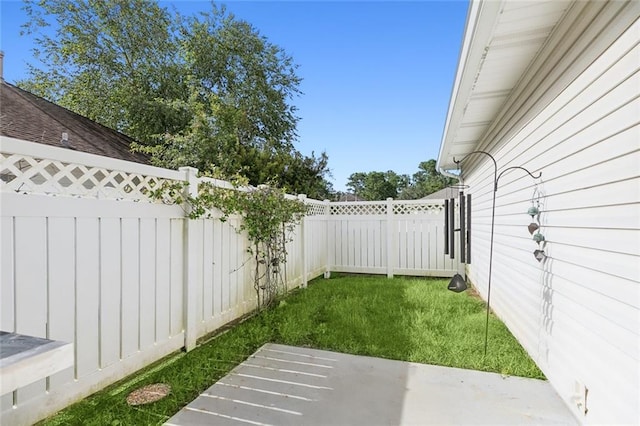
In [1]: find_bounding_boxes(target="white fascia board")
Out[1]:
[437,0,504,173]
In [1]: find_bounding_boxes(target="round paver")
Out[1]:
[126,383,171,406]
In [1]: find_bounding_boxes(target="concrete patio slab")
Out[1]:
[165,343,577,425]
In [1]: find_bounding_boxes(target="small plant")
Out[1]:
[151,173,307,309]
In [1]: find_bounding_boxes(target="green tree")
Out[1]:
[20,0,188,142]
[344,160,456,201]
[398,159,457,199]
[180,7,301,155]
[19,0,333,197]
[346,170,409,200]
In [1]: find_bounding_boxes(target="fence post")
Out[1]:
[298,194,308,288]
[323,199,331,279]
[386,197,395,278]
[179,166,199,351]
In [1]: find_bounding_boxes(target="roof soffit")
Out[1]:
[475,0,638,159]
[438,0,572,171]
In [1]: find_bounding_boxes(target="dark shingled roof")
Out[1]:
[0,81,149,164]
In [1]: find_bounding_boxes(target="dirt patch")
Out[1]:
[464,282,496,314]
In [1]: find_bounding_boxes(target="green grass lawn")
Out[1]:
[40,274,543,425]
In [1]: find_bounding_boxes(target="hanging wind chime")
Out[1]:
[445,184,471,292]
[442,151,542,356]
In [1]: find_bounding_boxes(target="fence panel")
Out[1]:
[328,214,387,274]
[1,139,188,425]
[306,215,329,277]
[327,199,460,277]
[14,216,48,404]
[196,215,258,337]
[48,217,76,386]
[1,137,460,425]
[155,218,172,345]
[284,222,303,288]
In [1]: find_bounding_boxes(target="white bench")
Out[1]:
[0,331,74,395]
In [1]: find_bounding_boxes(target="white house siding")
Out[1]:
[462,13,639,425]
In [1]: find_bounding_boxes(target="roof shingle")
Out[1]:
[0,81,149,164]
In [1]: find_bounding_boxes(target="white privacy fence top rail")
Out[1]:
[392,199,445,215]
[330,199,445,216]
[198,176,238,191]
[1,137,450,212]
[0,137,183,202]
[330,201,387,215]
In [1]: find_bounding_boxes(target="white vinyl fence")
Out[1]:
[328,200,460,277]
[0,137,460,425]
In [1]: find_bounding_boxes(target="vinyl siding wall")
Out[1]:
[462,15,639,425]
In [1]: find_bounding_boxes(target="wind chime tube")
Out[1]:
[449,198,455,259]
[460,192,466,264]
[466,193,472,263]
[444,199,450,255]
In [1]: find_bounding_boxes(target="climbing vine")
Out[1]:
[151,173,307,309]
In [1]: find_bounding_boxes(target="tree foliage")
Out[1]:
[346,171,409,201]
[20,0,332,199]
[197,177,307,310]
[21,0,187,140]
[345,159,456,201]
[398,159,457,199]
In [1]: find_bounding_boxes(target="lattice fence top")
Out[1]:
[329,200,445,216]
[0,140,449,212]
[0,153,174,202]
[305,201,327,216]
[330,202,387,216]
[393,202,444,215]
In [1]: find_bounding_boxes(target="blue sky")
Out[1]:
[0,0,469,191]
